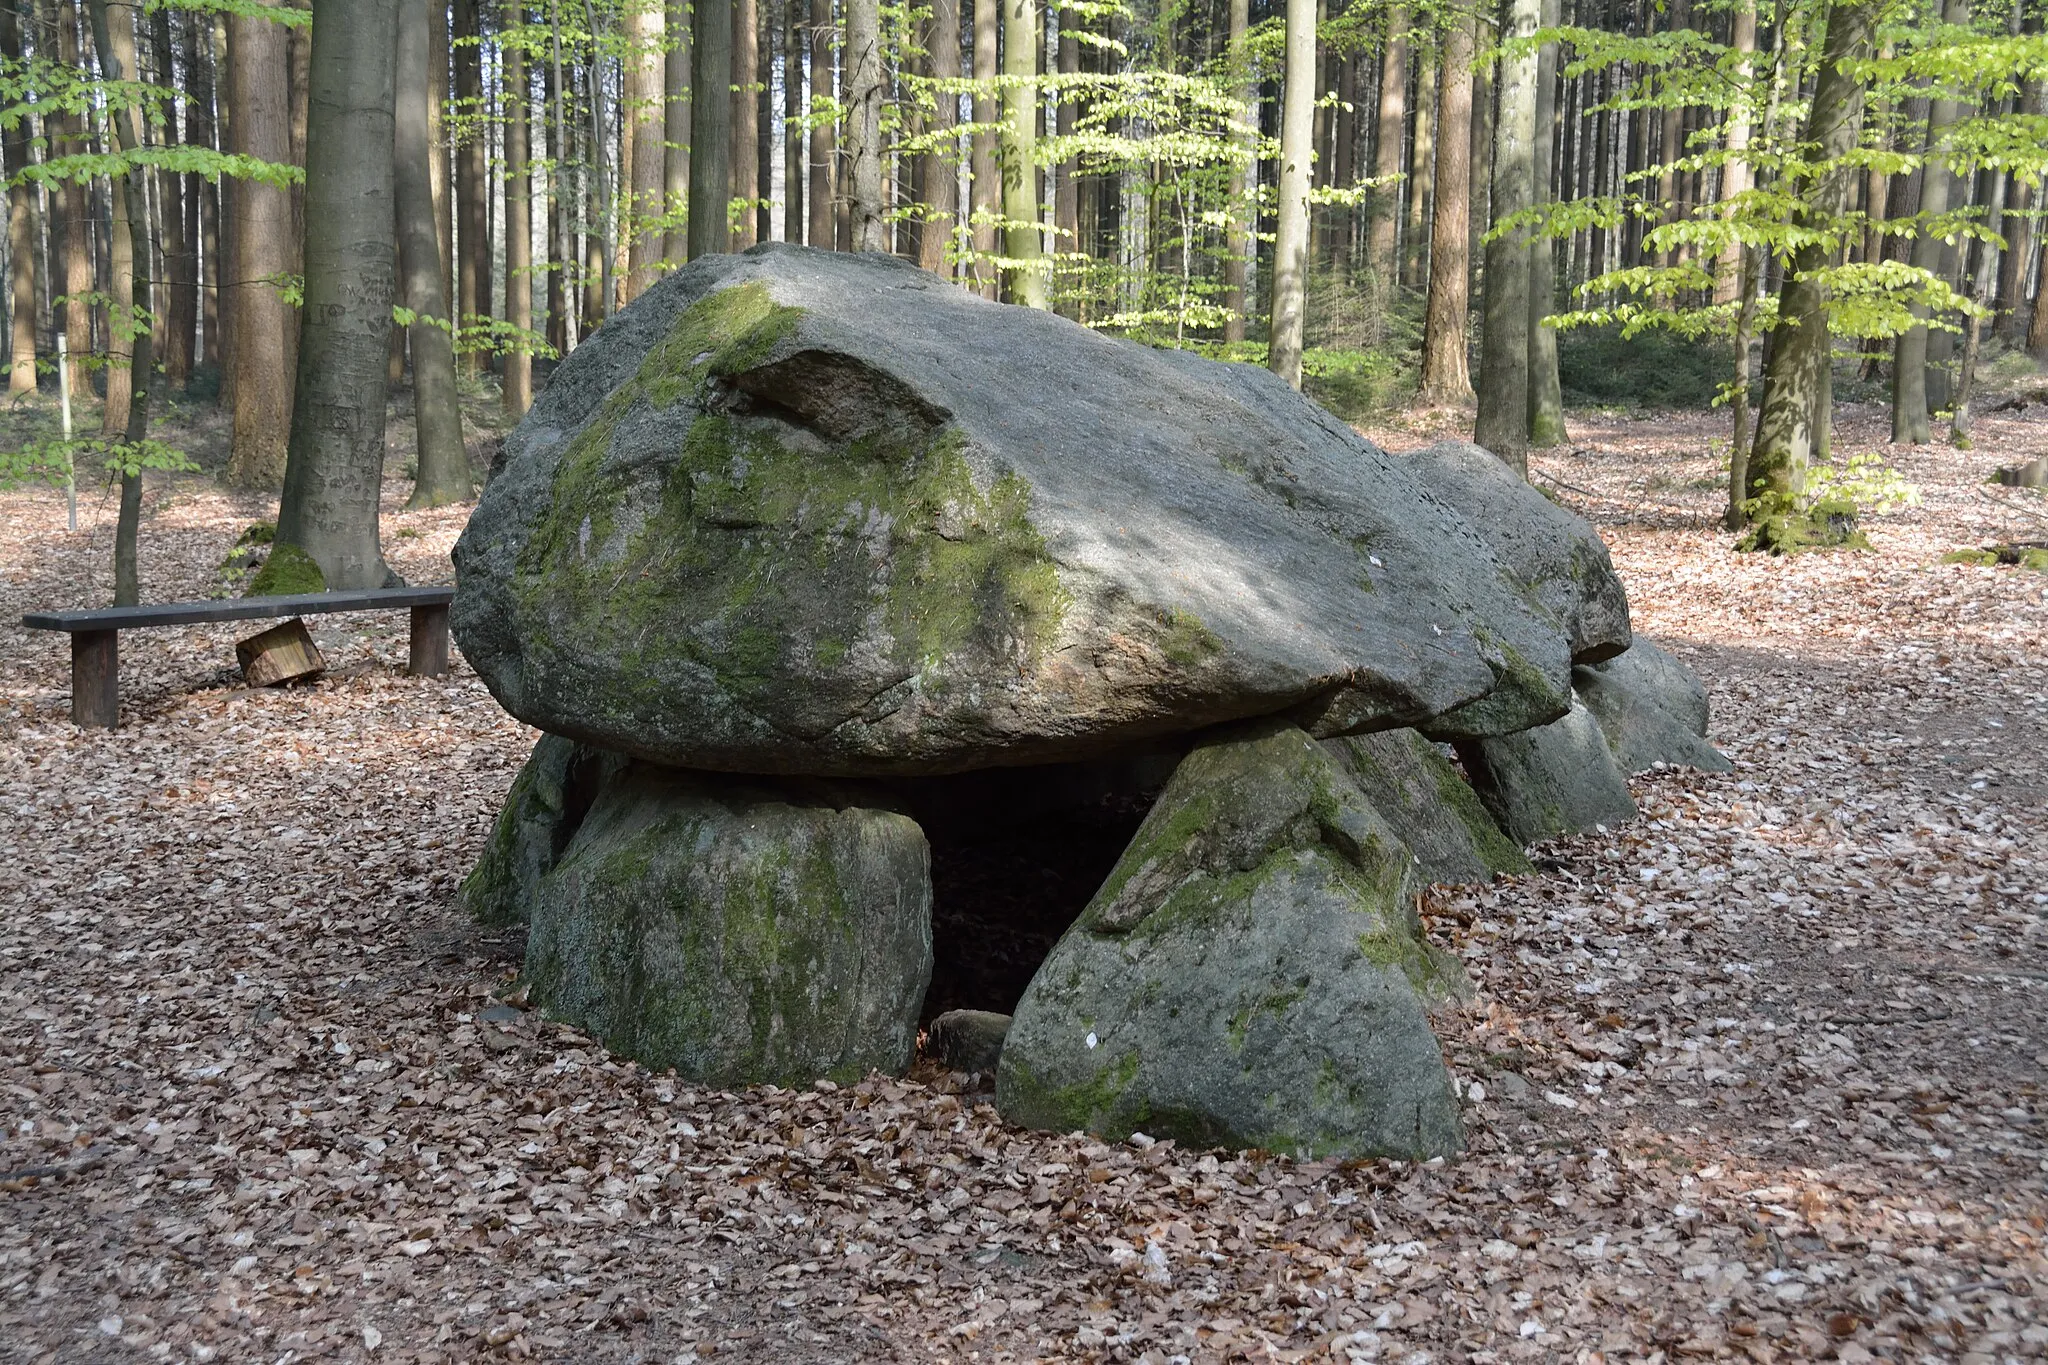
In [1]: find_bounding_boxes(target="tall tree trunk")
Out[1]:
[921,0,961,274]
[86,0,154,606]
[429,2,453,301]
[398,0,469,507]
[191,14,221,372]
[2,1,36,393]
[1334,51,1356,260]
[1714,0,1756,303]
[845,0,884,250]
[1526,0,1564,448]
[147,6,193,388]
[690,0,734,256]
[756,1,773,244]
[785,0,806,244]
[999,0,1044,304]
[454,0,487,361]
[1222,0,1252,341]
[733,0,760,247]
[970,0,998,295]
[1368,5,1408,280]
[278,0,400,590]
[807,0,834,248]
[664,0,692,263]
[1267,0,1314,387]
[223,0,297,488]
[504,1,533,417]
[625,0,666,294]
[1747,0,1875,520]
[546,24,574,352]
[1467,14,1493,291]
[1892,0,1967,445]
[1417,10,1474,404]
[102,117,133,440]
[1051,9,1077,282]
[1653,0,1689,263]
[1473,0,1540,471]
[1404,43,1433,289]
[53,0,93,400]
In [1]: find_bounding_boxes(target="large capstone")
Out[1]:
[996,721,1467,1161]
[452,244,1630,777]
[520,761,933,1086]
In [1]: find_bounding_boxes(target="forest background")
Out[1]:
[2,0,2047,600]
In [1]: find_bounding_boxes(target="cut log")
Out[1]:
[1993,458,2046,488]
[236,618,326,686]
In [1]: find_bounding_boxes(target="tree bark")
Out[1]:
[733,0,760,248]
[664,0,692,263]
[1368,5,1409,280]
[690,0,734,256]
[1,1,36,393]
[1417,10,1474,404]
[784,0,805,244]
[223,0,298,488]
[921,0,961,274]
[624,0,666,294]
[970,0,998,294]
[52,0,93,400]
[1404,43,1433,289]
[1713,0,1757,303]
[504,1,533,417]
[454,0,488,359]
[1473,0,1539,471]
[277,0,400,590]
[1222,0,1252,341]
[190,14,221,372]
[999,0,1043,303]
[1268,0,1314,387]
[397,0,469,507]
[1051,9,1076,282]
[1747,0,1876,511]
[1892,0,1967,445]
[807,0,834,248]
[147,6,193,388]
[86,0,154,606]
[845,0,884,250]
[1526,0,1564,449]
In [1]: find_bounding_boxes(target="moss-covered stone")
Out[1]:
[1455,699,1638,846]
[1323,729,1531,884]
[246,541,326,596]
[997,719,1465,1160]
[521,763,931,1087]
[460,734,626,927]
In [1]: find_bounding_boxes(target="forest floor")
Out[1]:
[0,395,2045,1365]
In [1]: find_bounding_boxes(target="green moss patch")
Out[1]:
[245,541,326,596]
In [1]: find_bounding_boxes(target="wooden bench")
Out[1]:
[21,587,455,728]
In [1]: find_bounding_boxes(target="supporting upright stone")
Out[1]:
[999,720,1466,1161]
[1573,639,1731,775]
[523,763,933,1087]
[1323,729,1531,884]
[1456,700,1638,846]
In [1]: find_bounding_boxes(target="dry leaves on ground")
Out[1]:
[1,406,2044,1364]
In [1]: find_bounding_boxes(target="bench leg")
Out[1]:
[408,603,450,677]
[72,630,119,728]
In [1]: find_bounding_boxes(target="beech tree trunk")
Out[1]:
[147,6,193,388]
[276,0,400,591]
[784,0,805,244]
[1,1,35,393]
[807,0,834,248]
[920,0,961,274]
[223,0,297,488]
[1404,44,1434,289]
[397,0,469,508]
[999,0,1043,303]
[1715,0,1758,303]
[454,0,487,362]
[1417,11,1475,404]
[1892,0,1968,445]
[733,0,760,249]
[664,0,692,263]
[624,0,666,295]
[1526,0,1564,449]
[504,0,533,418]
[1748,0,1876,509]
[845,0,885,251]
[970,0,999,295]
[690,0,734,257]
[87,0,154,607]
[1222,0,1251,343]
[1473,0,1540,471]
[189,14,220,372]
[53,0,93,400]
[1268,0,1315,388]
[1368,6,1408,280]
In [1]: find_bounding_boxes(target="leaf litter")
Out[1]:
[0,403,2044,1363]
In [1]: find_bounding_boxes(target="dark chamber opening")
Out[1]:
[891,754,1177,1023]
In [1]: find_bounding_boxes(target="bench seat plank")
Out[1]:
[21,586,453,633]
